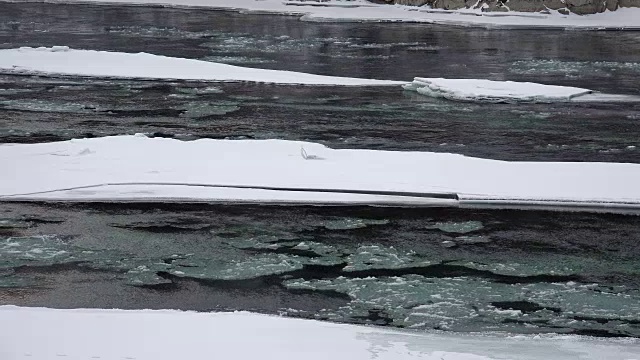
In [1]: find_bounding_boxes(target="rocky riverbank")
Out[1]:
[377,0,640,14]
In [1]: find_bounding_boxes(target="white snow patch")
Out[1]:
[1,135,640,210]
[0,47,404,86]
[4,0,639,30]
[403,77,592,102]
[1,306,639,360]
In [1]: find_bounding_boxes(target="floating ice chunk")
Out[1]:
[323,218,389,231]
[426,221,484,234]
[50,46,70,52]
[403,78,592,103]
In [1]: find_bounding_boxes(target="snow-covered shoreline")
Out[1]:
[2,0,639,30]
[2,135,639,211]
[1,306,639,360]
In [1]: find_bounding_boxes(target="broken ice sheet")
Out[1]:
[167,253,306,280]
[322,218,389,230]
[284,275,640,334]
[426,221,484,234]
[174,86,224,95]
[343,245,433,272]
[178,101,240,118]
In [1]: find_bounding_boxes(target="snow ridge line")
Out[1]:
[0,182,460,200]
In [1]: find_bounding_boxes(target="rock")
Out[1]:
[433,0,468,9]
[542,0,566,10]
[394,0,431,5]
[504,0,546,12]
[606,0,619,11]
[481,0,511,10]
[618,0,640,7]
[371,0,637,14]
[565,0,607,14]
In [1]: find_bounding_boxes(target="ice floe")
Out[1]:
[0,47,404,86]
[1,306,639,360]
[1,135,640,211]
[7,0,640,30]
[403,78,593,103]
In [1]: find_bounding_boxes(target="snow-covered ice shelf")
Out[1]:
[3,0,639,30]
[1,306,639,360]
[0,47,404,86]
[1,135,639,210]
[403,77,593,103]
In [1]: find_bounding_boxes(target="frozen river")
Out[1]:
[1,2,639,339]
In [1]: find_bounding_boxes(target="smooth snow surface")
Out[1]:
[1,306,640,360]
[403,77,592,102]
[1,135,639,209]
[4,0,640,30]
[0,47,404,85]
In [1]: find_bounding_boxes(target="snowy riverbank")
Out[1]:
[1,0,639,29]
[1,306,639,360]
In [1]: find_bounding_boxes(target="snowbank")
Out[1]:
[1,306,639,360]
[1,135,639,210]
[0,47,404,86]
[403,77,592,102]
[3,0,639,30]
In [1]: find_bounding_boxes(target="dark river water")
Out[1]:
[1,2,640,338]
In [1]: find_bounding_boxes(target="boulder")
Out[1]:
[618,0,640,7]
[504,0,546,12]
[565,0,606,14]
[394,0,431,5]
[542,0,566,10]
[434,0,468,9]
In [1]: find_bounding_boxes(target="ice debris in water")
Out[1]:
[174,86,224,95]
[322,218,389,230]
[0,219,31,229]
[283,275,640,333]
[167,253,306,280]
[178,101,240,118]
[455,235,491,244]
[343,245,432,272]
[0,99,100,113]
[426,221,484,234]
